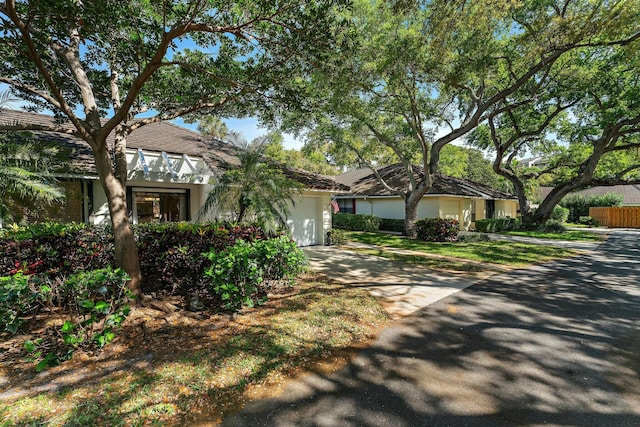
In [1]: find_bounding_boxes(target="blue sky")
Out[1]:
[173,116,304,150]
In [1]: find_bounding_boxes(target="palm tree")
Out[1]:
[200,132,302,233]
[183,115,229,140]
[0,93,65,222]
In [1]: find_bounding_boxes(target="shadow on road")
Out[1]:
[222,231,640,426]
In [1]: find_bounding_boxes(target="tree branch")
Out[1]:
[0,77,63,111]
[2,0,91,142]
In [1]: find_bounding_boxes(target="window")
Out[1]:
[132,189,188,223]
[337,198,355,214]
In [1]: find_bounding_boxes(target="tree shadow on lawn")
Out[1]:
[0,280,386,426]
[221,231,640,426]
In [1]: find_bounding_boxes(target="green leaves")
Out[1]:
[0,272,32,334]
[200,135,303,234]
[0,127,66,222]
[203,236,306,311]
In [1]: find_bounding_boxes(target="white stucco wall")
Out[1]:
[418,199,440,219]
[355,198,397,218]
[288,191,331,246]
[347,195,516,231]
[353,197,443,220]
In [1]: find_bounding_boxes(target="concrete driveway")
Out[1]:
[299,245,499,318]
[222,230,640,426]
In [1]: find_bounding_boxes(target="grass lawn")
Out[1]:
[0,276,390,426]
[344,231,578,267]
[500,229,605,241]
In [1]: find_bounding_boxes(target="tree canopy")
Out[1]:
[280,0,640,234]
[467,15,640,224]
[0,0,350,294]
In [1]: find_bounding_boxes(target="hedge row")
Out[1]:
[1,222,307,369]
[379,218,405,233]
[475,218,518,233]
[332,213,381,231]
[475,217,567,233]
[1,222,306,309]
[560,193,623,223]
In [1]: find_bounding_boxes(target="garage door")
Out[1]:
[287,196,322,246]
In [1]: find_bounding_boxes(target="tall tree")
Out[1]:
[468,28,640,225]
[185,115,228,140]
[0,0,348,296]
[281,0,640,236]
[263,132,340,175]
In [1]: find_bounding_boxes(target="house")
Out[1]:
[1,109,348,246]
[540,185,640,207]
[334,164,518,230]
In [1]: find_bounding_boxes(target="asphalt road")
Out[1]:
[221,230,640,427]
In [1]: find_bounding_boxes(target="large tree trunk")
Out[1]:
[92,142,143,296]
[530,183,585,225]
[404,192,422,238]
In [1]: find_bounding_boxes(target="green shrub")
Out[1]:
[0,223,115,280]
[135,222,269,295]
[62,267,133,348]
[550,206,569,223]
[415,218,460,242]
[253,236,307,283]
[0,221,273,297]
[1,221,303,313]
[22,267,132,371]
[332,213,381,232]
[578,216,600,227]
[0,272,36,333]
[203,240,265,311]
[327,228,348,246]
[203,237,306,311]
[560,192,623,223]
[535,222,567,233]
[475,218,518,233]
[379,218,405,233]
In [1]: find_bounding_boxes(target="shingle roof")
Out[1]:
[335,164,516,199]
[540,185,640,205]
[0,109,348,191]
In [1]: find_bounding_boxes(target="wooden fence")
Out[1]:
[589,206,640,228]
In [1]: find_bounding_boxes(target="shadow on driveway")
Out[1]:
[222,231,640,427]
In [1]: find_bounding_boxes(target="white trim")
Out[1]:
[137,149,150,177]
[131,187,188,194]
[54,173,100,180]
[161,151,179,179]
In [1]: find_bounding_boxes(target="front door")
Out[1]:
[486,199,496,219]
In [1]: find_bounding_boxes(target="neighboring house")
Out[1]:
[540,185,640,207]
[334,164,518,230]
[1,109,348,246]
[520,156,549,169]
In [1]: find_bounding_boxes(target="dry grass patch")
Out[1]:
[0,275,390,426]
